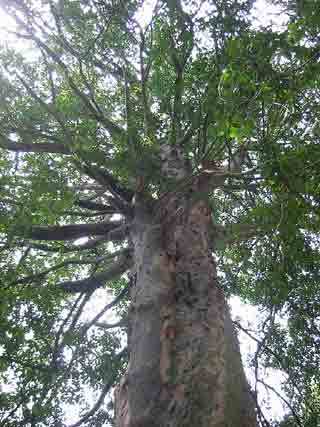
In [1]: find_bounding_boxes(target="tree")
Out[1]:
[0,0,319,426]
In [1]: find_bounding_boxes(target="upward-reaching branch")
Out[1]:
[9,10,126,140]
[78,161,133,214]
[165,0,194,143]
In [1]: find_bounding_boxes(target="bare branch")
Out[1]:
[0,400,24,427]
[75,199,118,213]
[27,231,125,253]
[0,133,71,154]
[63,210,115,218]
[94,319,126,330]
[58,252,133,293]
[29,220,123,241]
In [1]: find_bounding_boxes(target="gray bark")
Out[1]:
[114,145,257,427]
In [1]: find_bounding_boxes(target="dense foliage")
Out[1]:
[0,0,319,425]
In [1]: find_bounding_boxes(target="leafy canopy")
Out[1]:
[0,0,319,426]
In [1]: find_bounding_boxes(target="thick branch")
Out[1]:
[63,210,115,218]
[10,252,127,286]
[0,134,71,154]
[75,199,117,213]
[27,241,100,253]
[29,220,123,241]
[94,319,126,329]
[58,252,132,293]
[79,162,133,208]
[27,226,129,252]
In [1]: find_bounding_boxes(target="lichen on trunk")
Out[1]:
[114,145,257,427]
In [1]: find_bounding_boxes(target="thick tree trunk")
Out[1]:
[114,147,257,427]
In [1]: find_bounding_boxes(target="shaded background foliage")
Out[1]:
[0,0,319,426]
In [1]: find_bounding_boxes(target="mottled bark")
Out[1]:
[114,145,257,427]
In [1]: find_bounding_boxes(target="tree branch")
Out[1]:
[49,1,131,83]
[12,70,72,140]
[196,167,257,194]
[94,319,127,330]
[26,230,126,253]
[40,283,132,410]
[11,14,126,139]
[234,320,312,415]
[63,210,115,218]
[81,281,132,335]
[58,252,132,293]
[78,161,133,213]
[75,199,117,213]
[0,133,71,154]
[9,252,126,286]
[28,220,123,241]
[257,379,303,427]
[50,293,89,370]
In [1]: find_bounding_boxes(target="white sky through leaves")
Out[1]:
[0,0,292,424]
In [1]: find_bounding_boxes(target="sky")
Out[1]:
[0,0,292,425]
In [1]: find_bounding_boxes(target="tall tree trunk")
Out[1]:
[115,146,257,427]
